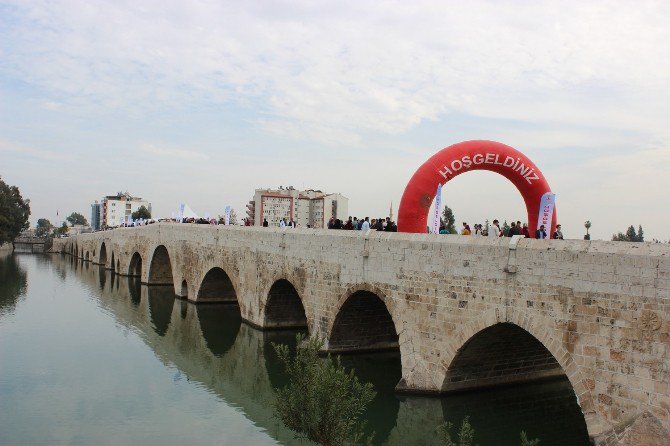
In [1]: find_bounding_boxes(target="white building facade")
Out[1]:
[99,192,151,228]
[249,188,348,228]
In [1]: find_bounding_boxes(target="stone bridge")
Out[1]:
[14,235,49,253]
[53,224,670,445]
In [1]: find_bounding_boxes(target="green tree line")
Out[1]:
[0,177,30,245]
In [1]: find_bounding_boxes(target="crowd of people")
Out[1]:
[116,214,564,240]
[447,220,564,239]
[328,216,398,231]
[116,216,229,228]
[260,216,399,231]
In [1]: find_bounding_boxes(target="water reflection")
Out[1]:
[147,287,175,337]
[98,265,106,291]
[128,277,141,306]
[55,256,589,446]
[0,253,27,317]
[340,353,402,445]
[179,299,187,320]
[0,252,28,316]
[196,303,241,357]
[440,379,590,446]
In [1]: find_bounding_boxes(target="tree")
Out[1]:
[35,218,53,237]
[53,222,69,237]
[131,205,151,220]
[439,417,477,446]
[217,208,240,225]
[272,334,376,446]
[520,431,540,446]
[438,418,539,446]
[66,212,88,226]
[228,208,239,225]
[0,177,31,245]
[442,205,457,234]
[584,221,591,240]
[612,225,644,242]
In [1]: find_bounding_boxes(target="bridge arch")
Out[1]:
[85,251,90,261]
[179,280,188,298]
[398,140,556,236]
[197,267,238,303]
[99,242,108,266]
[128,252,142,277]
[263,279,308,330]
[110,252,116,272]
[148,245,174,285]
[328,285,399,353]
[444,323,566,391]
[444,308,598,437]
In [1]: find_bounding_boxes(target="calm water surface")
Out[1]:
[0,253,590,445]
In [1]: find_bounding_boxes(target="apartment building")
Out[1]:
[247,187,348,228]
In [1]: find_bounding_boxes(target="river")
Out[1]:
[0,253,590,445]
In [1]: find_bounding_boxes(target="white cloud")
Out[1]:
[2,0,669,146]
[2,0,670,240]
[139,143,209,161]
[0,139,72,161]
[41,101,61,111]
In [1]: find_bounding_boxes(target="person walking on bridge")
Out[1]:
[553,224,564,239]
[488,220,501,238]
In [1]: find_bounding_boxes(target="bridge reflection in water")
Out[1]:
[56,255,589,446]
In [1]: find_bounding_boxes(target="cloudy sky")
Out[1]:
[1,0,669,240]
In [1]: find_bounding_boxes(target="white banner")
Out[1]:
[431,183,442,234]
[224,206,231,225]
[178,203,185,221]
[537,192,556,236]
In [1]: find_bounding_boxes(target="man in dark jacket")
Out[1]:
[553,224,564,239]
[535,225,547,239]
[507,222,519,237]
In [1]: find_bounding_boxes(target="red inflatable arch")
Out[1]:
[397,140,556,237]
